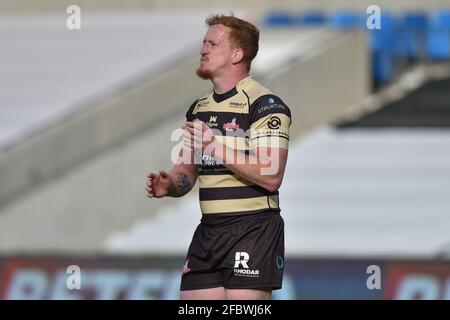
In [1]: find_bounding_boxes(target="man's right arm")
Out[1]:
[146,147,198,199]
[166,162,198,198]
[147,99,199,198]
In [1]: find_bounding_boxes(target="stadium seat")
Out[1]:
[329,10,363,30]
[369,27,396,53]
[263,11,294,27]
[372,51,393,84]
[427,10,450,60]
[368,12,397,85]
[427,31,450,60]
[433,9,450,29]
[397,11,428,60]
[296,11,326,26]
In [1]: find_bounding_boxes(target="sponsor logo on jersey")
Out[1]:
[206,115,218,128]
[268,116,281,129]
[257,97,286,114]
[257,104,286,114]
[228,101,247,108]
[201,154,217,166]
[223,118,240,133]
[197,100,209,108]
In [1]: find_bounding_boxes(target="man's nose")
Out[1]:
[200,44,208,55]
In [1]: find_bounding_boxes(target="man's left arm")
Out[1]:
[184,124,289,192]
[184,94,291,192]
[212,145,288,192]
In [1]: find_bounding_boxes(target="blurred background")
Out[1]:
[0,0,450,300]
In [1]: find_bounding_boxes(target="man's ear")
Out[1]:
[231,48,244,65]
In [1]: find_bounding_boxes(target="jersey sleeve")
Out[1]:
[249,94,291,150]
[185,99,198,121]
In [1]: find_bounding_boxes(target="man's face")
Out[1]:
[197,24,234,80]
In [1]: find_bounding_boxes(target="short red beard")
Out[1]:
[196,66,212,80]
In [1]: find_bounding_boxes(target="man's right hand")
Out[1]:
[146,171,173,198]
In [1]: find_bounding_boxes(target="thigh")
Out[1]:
[180,287,226,300]
[225,288,272,300]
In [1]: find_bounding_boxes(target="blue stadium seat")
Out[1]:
[403,11,428,30]
[372,51,393,84]
[263,11,294,27]
[368,12,397,85]
[329,10,363,30]
[433,9,450,29]
[397,11,428,60]
[427,31,450,60]
[368,13,396,52]
[296,11,326,26]
[427,10,450,60]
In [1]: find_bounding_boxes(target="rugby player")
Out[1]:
[146,14,291,300]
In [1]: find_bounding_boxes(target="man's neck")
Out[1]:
[212,70,249,94]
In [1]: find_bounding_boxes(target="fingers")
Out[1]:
[146,172,158,197]
[183,132,204,150]
[183,126,195,151]
[184,120,204,132]
[146,171,170,198]
[145,186,153,198]
[183,125,195,135]
[147,172,157,179]
[183,122,195,135]
[183,121,215,153]
[184,129,202,151]
[159,170,168,178]
[183,131,193,149]
[183,130,193,140]
[184,120,203,125]
[183,122,203,139]
[192,134,202,146]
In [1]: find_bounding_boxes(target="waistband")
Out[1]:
[200,209,280,228]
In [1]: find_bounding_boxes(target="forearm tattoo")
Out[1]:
[176,172,191,192]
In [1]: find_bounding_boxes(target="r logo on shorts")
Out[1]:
[234,252,249,268]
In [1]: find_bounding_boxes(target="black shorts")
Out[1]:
[180,210,285,291]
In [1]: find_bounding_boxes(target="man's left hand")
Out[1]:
[183,120,216,153]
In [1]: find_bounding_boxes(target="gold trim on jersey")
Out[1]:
[200,195,279,214]
[193,94,249,114]
[250,136,289,149]
[198,174,254,188]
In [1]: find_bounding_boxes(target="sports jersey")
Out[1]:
[186,76,291,215]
